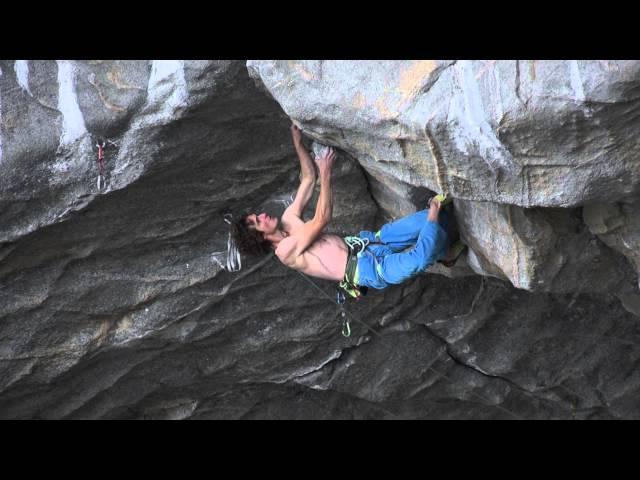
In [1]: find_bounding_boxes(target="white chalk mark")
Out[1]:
[56,60,87,145]
[447,61,511,170]
[211,253,226,271]
[569,60,592,117]
[144,60,188,121]
[492,63,504,123]
[275,193,294,208]
[14,60,33,96]
[569,60,585,102]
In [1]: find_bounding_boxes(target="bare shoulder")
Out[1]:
[281,208,305,231]
[275,236,297,266]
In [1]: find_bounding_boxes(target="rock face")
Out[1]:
[0,60,639,419]
[248,60,640,297]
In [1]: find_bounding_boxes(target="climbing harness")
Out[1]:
[344,235,369,254]
[223,213,242,272]
[291,234,373,338]
[338,236,370,301]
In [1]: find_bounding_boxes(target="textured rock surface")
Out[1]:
[0,60,639,419]
[248,60,640,296]
[248,60,640,207]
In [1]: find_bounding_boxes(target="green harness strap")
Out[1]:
[339,236,370,301]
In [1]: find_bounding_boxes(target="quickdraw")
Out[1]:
[336,289,351,337]
[96,141,106,190]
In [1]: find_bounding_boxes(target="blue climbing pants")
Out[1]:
[352,209,449,289]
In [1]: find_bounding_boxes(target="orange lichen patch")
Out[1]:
[88,73,127,112]
[294,64,314,81]
[474,60,496,80]
[351,92,366,110]
[529,60,537,81]
[107,68,145,90]
[398,60,437,102]
[374,91,399,119]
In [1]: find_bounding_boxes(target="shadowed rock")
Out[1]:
[0,60,639,419]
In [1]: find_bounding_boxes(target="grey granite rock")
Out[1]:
[0,60,639,419]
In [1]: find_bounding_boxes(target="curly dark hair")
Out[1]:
[231,214,273,256]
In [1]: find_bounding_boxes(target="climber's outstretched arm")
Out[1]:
[283,123,316,224]
[277,147,336,264]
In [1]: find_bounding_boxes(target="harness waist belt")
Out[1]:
[345,252,358,284]
[343,238,366,284]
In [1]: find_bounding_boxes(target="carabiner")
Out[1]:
[341,312,351,338]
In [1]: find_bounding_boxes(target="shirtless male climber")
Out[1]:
[231,123,465,298]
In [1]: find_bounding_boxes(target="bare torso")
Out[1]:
[294,233,349,281]
[278,232,348,281]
